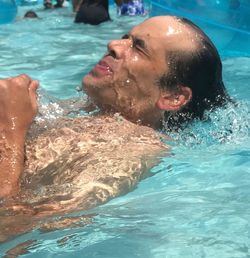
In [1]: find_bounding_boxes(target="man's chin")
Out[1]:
[83,73,92,85]
[83,73,96,88]
[83,72,112,89]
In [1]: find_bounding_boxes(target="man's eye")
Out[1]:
[133,39,144,51]
[133,39,140,48]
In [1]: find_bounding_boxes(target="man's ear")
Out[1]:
[156,86,192,111]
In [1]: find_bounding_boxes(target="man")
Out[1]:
[0,16,228,238]
[43,0,66,9]
[84,16,228,127]
[74,0,111,25]
[23,10,39,18]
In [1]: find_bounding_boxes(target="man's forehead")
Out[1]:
[130,16,198,52]
[132,16,183,34]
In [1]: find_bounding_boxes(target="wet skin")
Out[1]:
[0,16,200,241]
[83,16,196,128]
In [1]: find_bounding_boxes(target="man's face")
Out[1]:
[83,16,194,123]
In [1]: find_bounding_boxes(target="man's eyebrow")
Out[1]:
[122,33,148,51]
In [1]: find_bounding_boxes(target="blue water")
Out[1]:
[0,5,250,258]
[151,0,250,56]
[0,0,17,24]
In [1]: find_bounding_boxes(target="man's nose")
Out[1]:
[107,39,132,59]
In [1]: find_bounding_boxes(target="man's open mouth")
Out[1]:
[91,55,114,76]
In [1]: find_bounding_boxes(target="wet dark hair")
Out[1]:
[24,10,38,18]
[44,1,53,9]
[159,17,230,130]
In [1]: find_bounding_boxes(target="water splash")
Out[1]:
[35,88,64,122]
[164,101,250,148]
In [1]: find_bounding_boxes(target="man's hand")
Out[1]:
[0,74,39,134]
[0,74,39,198]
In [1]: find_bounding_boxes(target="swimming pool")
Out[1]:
[151,0,250,56]
[0,4,250,258]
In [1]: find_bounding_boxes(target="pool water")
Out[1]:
[0,5,250,258]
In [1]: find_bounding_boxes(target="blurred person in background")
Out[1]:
[74,0,110,25]
[115,0,146,16]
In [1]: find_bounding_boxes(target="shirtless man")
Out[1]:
[0,16,228,240]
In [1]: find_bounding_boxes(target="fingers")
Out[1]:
[29,80,39,92]
[2,73,39,99]
[29,80,39,113]
[1,75,39,112]
[11,74,32,88]
[7,74,39,113]
[7,74,39,93]
[29,80,39,99]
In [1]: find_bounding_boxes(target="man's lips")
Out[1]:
[91,56,114,76]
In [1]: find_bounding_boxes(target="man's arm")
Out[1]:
[0,75,38,198]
